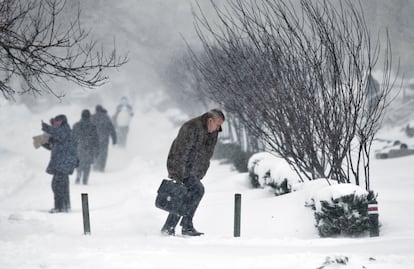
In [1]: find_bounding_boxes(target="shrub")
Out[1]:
[268,179,291,196]
[247,152,301,195]
[312,186,376,237]
[247,152,271,188]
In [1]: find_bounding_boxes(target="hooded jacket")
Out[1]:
[72,115,99,164]
[167,113,220,181]
[91,110,117,146]
[42,116,78,175]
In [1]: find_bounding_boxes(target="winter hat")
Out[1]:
[54,114,67,124]
[81,109,91,119]
[96,105,104,113]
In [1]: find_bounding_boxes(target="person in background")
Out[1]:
[72,109,99,185]
[366,74,380,112]
[91,105,117,172]
[161,109,225,236]
[41,114,78,213]
[113,96,134,147]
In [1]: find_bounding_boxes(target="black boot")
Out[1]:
[182,227,204,236]
[161,213,180,236]
[161,226,175,236]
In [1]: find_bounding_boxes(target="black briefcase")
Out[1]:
[155,179,188,215]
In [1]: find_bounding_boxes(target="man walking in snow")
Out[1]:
[41,114,78,213]
[161,109,225,236]
[91,105,117,172]
[72,109,99,185]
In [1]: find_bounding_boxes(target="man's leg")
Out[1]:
[51,174,66,212]
[181,177,204,234]
[62,174,70,212]
[82,163,91,185]
[99,145,108,171]
[76,157,87,184]
[75,167,81,184]
[161,213,181,236]
[117,127,127,147]
[51,174,60,211]
[94,144,108,172]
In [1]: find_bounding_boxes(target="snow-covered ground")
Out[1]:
[1,99,414,269]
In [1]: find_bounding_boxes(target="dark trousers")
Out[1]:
[94,143,108,172]
[163,176,205,229]
[76,161,91,185]
[51,173,70,211]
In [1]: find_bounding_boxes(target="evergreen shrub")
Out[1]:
[314,191,376,237]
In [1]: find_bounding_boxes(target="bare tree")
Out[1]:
[188,0,396,189]
[157,50,211,117]
[157,46,259,155]
[0,0,127,100]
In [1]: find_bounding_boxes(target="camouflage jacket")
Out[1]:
[167,113,220,181]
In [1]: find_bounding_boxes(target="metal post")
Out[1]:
[368,200,379,237]
[81,193,91,235]
[234,193,241,237]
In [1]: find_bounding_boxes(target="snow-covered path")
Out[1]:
[1,102,414,269]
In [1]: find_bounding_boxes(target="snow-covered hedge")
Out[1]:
[247,152,301,195]
[307,182,376,237]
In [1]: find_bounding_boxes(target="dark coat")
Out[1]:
[42,122,78,175]
[91,111,117,146]
[167,113,220,181]
[72,118,99,164]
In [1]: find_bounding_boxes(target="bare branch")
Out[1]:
[0,0,128,99]
[187,0,396,188]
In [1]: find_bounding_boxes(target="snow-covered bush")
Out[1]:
[247,152,271,188]
[309,184,375,237]
[247,152,301,195]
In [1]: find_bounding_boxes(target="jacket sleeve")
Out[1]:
[127,105,134,116]
[42,122,68,143]
[42,142,52,150]
[167,124,197,181]
[199,133,218,179]
[71,124,79,144]
[40,123,53,150]
[41,122,52,134]
[109,121,117,144]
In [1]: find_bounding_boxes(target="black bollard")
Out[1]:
[368,200,379,237]
[81,193,91,235]
[234,193,241,237]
